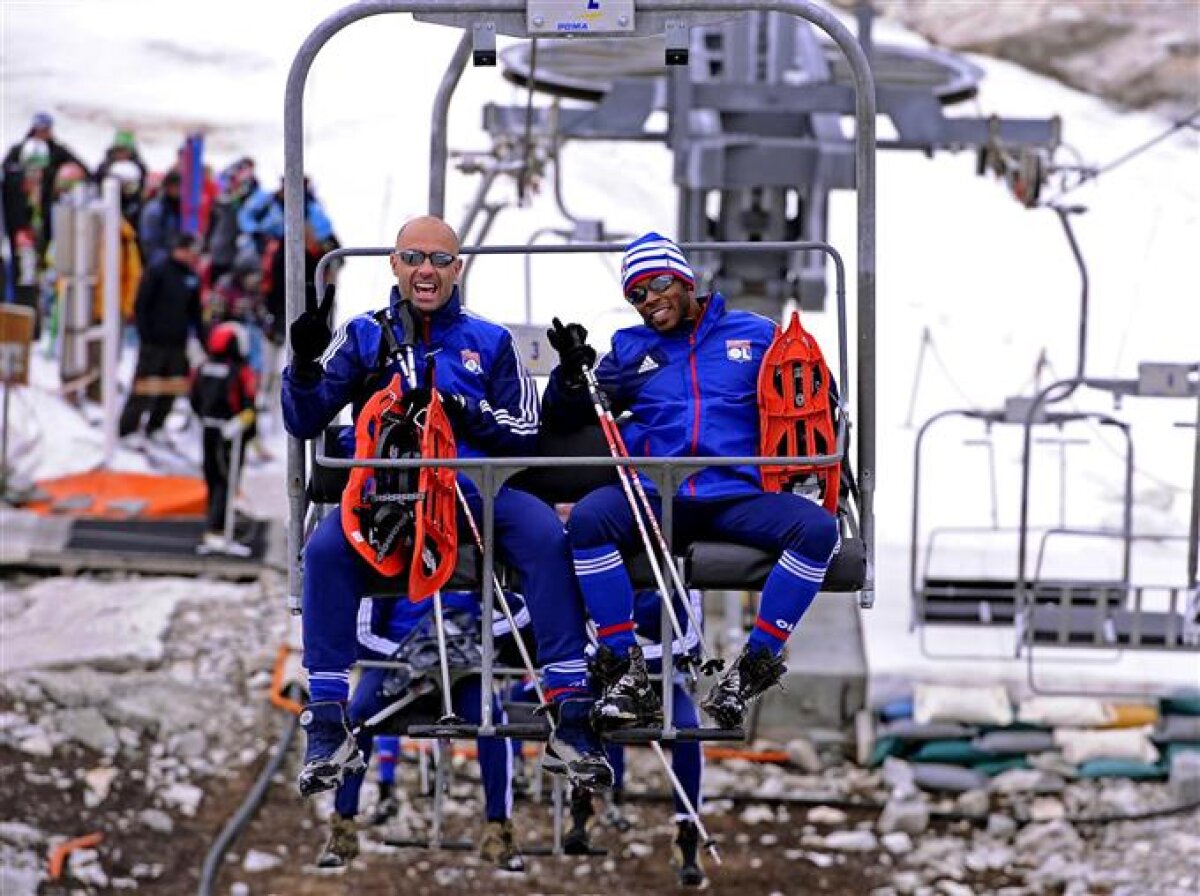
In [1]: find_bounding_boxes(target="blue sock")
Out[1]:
[572,545,637,656]
[376,735,400,786]
[748,549,830,655]
[308,670,350,703]
[543,659,589,703]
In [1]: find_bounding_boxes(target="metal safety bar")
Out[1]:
[1016,372,1200,695]
[910,406,1133,662]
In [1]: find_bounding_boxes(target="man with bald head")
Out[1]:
[282,216,612,805]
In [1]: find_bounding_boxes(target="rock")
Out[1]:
[986,813,1017,839]
[807,805,848,825]
[877,795,930,835]
[68,848,108,888]
[954,788,989,817]
[168,728,208,760]
[54,710,120,762]
[936,882,974,896]
[0,822,44,848]
[883,757,918,799]
[881,831,913,855]
[0,866,42,896]
[229,883,250,896]
[242,849,282,873]
[138,809,174,834]
[83,766,119,806]
[785,736,822,772]
[823,830,878,851]
[15,729,53,757]
[739,805,776,825]
[1028,797,1065,822]
[1169,750,1200,805]
[626,842,653,858]
[892,871,922,894]
[1014,819,1082,857]
[158,782,203,816]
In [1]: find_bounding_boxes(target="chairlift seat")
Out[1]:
[1027,605,1200,650]
[917,577,1125,626]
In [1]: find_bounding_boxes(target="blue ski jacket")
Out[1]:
[543,292,776,499]
[282,286,540,461]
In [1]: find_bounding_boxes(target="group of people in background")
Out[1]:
[1,111,341,551]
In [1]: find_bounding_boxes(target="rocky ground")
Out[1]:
[835,0,1200,118]
[2,569,1199,895]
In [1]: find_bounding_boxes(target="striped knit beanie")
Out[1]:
[620,231,695,294]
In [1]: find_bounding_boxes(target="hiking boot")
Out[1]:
[700,645,786,729]
[589,644,662,730]
[479,819,525,872]
[541,698,614,791]
[563,784,595,855]
[672,820,706,887]
[315,813,359,868]
[369,794,399,826]
[296,701,366,798]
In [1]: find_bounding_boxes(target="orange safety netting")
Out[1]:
[27,470,207,518]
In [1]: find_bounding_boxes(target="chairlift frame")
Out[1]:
[1016,367,1200,695]
[910,404,1134,661]
[283,0,875,790]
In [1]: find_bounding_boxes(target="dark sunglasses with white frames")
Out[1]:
[625,273,676,305]
[394,249,457,268]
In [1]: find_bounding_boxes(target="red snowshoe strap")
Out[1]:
[341,373,412,576]
[407,388,458,602]
[758,311,841,514]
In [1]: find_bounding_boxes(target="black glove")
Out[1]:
[289,284,336,380]
[547,317,596,389]
[402,387,472,429]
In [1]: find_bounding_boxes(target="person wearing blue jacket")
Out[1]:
[283,215,611,800]
[318,591,531,872]
[542,232,840,731]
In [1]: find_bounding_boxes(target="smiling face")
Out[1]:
[390,216,462,313]
[630,275,700,333]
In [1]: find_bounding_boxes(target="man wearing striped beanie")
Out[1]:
[544,231,840,733]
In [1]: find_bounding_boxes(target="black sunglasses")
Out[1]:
[626,273,676,305]
[394,249,457,268]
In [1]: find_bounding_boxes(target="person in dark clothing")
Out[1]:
[204,157,258,284]
[1,112,90,331]
[95,130,148,228]
[190,320,256,556]
[119,233,203,439]
[138,170,183,269]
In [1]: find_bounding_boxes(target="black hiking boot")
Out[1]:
[700,645,786,729]
[589,644,663,730]
[672,820,706,887]
[296,702,366,797]
[315,813,359,869]
[563,784,595,855]
[541,697,614,791]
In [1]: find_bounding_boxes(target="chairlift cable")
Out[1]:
[1044,106,1200,204]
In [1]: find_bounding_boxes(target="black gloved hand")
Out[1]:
[547,317,596,389]
[289,284,336,381]
[402,387,472,429]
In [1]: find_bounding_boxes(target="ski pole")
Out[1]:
[453,483,555,731]
[579,364,722,673]
[223,425,244,543]
[649,740,721,865]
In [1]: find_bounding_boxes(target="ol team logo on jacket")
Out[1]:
[726,339,753,362]
[460,348,482,374]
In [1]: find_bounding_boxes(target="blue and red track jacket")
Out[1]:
[282,286,540,460]
[543,292,777,499]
